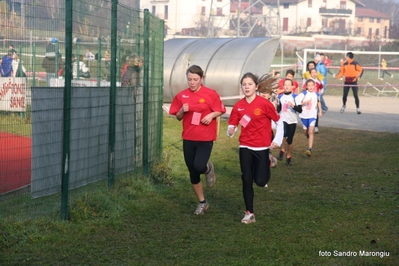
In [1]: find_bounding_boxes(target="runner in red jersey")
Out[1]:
[227,72,283,224]
[169,65,226,215]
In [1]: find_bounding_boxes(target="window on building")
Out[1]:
[377,18,381,23]
[322,18,328,28]
[217,7,222,16]
[368,28,372,36]
[357,27,361,35]
[283,4,289,9]
[283,18,288,31]
[384,26,388,38]
[376,29,379,36]
[340,1,346,9]
[358,17,363,22]
[217,0,222,2]
[369,18,374,23]
[307,18,311,27]
[201,6,206,15]
[152,6,156,15]
[164,5,168,20]
[308,0,312,8]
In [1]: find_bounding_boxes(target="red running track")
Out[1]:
[0,132,31,194]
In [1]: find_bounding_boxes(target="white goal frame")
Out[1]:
[302,48,399,76]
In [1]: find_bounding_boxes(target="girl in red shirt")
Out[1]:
[169,65,226,215]
[227,72,283,224]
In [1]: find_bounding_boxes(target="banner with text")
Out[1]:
[0,78,27,112]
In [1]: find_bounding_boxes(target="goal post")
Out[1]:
[302,48,399,79]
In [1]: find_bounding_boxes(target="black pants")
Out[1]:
[239,148,270,213]
[342,83,360,108]
[183,140,213,184]
[381,70,392,78]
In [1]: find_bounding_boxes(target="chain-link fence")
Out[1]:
[0,1,164,220]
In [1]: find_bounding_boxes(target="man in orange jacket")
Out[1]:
[335,52,363,115]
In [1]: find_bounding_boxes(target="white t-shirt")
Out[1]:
[278,93,298,124]
[295,90,319,119]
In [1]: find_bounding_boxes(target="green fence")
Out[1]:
[0,0,164,220]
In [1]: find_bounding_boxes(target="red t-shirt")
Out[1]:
[228,95,280,148]
[278,78,299,94]
[169,85,226,141]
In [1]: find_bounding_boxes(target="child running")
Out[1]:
[277,69,299,95]
[277,79,302,165]
[169,65,226,215]
[308,68,324,133]
[295,79,322,157]
[227,73,283,224]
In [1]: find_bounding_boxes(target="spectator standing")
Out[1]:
[12,53,26,77]
[0,51,13,77]
[42,38,63,86]
[335,52,363,115]
[85,49,95,62]
[9,45,17,56]
[321,54,334,76]
[89,53,110,81]
[314,54,328,113]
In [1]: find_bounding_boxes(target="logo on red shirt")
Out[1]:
[199,98,205,103]
[254,108,262,116]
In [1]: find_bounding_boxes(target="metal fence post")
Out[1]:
[32,43,36,87]
[61,0,74,220]
[108,0,118,188]
[142,9,150,176]
[97,37,102,87]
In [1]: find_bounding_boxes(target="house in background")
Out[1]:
[140,0,231,36]
[354,8,391,38]
[141,0,391,40]
[263,0,367,35]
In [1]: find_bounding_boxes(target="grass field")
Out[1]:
[0,115,398,265]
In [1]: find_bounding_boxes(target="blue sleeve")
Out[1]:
[317,63,327,77]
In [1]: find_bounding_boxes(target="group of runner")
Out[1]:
[168,52,364,224]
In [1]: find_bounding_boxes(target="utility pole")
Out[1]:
[237,0,241,37]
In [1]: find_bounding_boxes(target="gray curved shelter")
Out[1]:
[164,37,280,105]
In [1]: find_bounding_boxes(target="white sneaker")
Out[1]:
[392,75,394,79]
[356,108,361,115]
[314,127,319,133]
[269,154,278,168]
[205,162,215,188]
[241,211,256,224]
[194,202,209,215]
[340,105,346,113]
[380,78,383,81]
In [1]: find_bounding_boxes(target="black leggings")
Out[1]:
[283,122,297,144]
[342,84,360,108]
[183,140,213,185]
[381,70,392,78]
[239,148,270,213]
